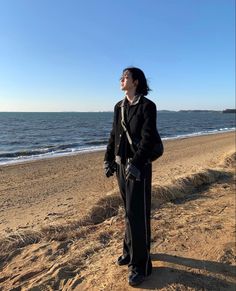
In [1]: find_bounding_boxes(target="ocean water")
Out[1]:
[0,111,235,165]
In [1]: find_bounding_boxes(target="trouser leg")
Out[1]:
[116,163,130,258]
[145,163,152,252]
[117,162,152,276]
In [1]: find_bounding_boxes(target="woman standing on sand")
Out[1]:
[104,67,161,286]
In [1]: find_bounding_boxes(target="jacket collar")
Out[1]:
[120,94,143,107]
[120,95,143,123]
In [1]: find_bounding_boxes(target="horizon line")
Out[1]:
[0,109,232,113]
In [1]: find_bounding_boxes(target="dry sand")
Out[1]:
[0,131,235,290]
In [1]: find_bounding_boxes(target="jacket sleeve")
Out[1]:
[104,106,116,162]
[131,102,157,168]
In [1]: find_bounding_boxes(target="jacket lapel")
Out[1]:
[127,104,139,123]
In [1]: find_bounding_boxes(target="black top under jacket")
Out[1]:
[104,95,159,168]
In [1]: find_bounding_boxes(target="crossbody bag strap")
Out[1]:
[120,100,136,154]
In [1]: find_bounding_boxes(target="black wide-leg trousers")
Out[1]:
[116,161,152,276]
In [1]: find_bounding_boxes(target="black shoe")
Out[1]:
[117,255,130,266]
[128,272,145,286]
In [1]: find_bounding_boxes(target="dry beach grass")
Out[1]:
[0,132,235,290]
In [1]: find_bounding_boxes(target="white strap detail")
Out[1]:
[120,100,133,146]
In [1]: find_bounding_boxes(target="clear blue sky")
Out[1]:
[0,0,235,111]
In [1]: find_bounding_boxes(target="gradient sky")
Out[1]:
[0,0,235,112]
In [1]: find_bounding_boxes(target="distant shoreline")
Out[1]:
[222,109,236,113]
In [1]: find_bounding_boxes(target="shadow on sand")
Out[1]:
[139,253,236,290]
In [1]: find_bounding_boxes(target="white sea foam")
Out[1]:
[162,127,235,140]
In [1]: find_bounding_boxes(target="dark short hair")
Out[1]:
[123,67,150,96]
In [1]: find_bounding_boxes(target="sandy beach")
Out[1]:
[0,131,235,290]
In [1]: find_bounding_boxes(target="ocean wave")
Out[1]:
[0,145,106,166]
[161,127,235,140]
[0,127,235,166]
[0,143,82,159]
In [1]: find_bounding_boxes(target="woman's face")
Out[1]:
[120,70,137,91]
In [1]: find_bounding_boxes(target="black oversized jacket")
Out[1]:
[104,96,159,168]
